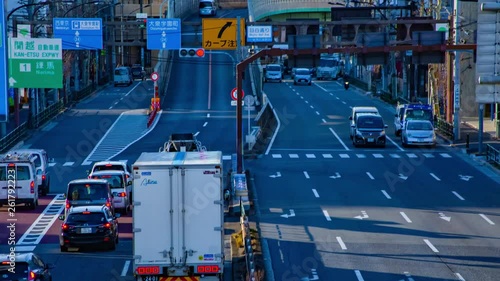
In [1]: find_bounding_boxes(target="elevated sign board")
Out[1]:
[202,18,245,50]
[247,25,272,43]
[8,38,63,89]
[0,0,8,122]
[53,18,103,50]
[146,18,181,50]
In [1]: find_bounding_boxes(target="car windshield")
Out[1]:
[405,109,432,121]
[67,183,108,201]
[199,2,212,8]
[0,262,29,278]
[407,122,433,130]
[357,116,384,129]
[93,164,125,173]
[319,59,339,67]
[267,65,281,72]
[115,69,127,75]
[91,174,123,188]
[67,212,106,224]
[296,69,310,75]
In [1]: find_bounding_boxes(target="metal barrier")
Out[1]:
[31,100,65,129]
[248,0,332,21]
[0,122,28,153]
[486,144,500,165]
[436,117,454,140]
[71,84,97,102]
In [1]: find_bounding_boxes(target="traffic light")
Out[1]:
[179,48,205,58]
[139,19,146,29]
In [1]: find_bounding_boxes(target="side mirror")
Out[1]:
[114,213,121,219]
[348,116,352,120]
[384,124,388,128]
[58,215,65,220]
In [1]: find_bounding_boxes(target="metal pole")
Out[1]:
[403,54,408,100]
[453,0,461,141]
[236,16,243,173]
[140,0,144,67]
[111,0,116,77]
[120,2,124,65]
[479,103,484,154]
[413,64,418,101]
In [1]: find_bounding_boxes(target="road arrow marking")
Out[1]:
[269,172,281,178]
[280,209,295,218]
[329,172,341,179]
[398,174,408,180]
[404,271,415,281]
[8,77,17,87]
[439,212,451,222]
[354,210,369,220]
[309,269,319,281]
[459,175,473,181]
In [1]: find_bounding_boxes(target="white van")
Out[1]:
[349,106,380,139]
[114,66,133,87]
[8,149,51,196]
[0,153,39,209]
[199,0,218,16]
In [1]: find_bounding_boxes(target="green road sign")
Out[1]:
[8,38,63,89]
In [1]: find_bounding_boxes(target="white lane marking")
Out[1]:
[63,162,74,166]
[300,96,304,99]
[194,131,200,136]
[452,191,465,201]
[314,83,329,92]
[329,93,333,96]
[423,239,439,252]
[48,163,56,167]
[265,100,281,155]
[303,171,310,179]
[222,155,231,160]
[121,260,131,276]
[386,136,404,151]
[400,212,412,223]
[322,118,327,123]
[349,106,353,108]
[315,111,320,115]
[356,154,366,158]
[407,153,417,158]
[124,83,140,96]
[404,272,415,281]
[366,172,374,180]
[305,100,308,103]
[203,122,208,127]
[381,190,392,199]
[340,154,350,158]
[108,105,113,109]
[81,161,92,166]
[323,154,333,158]
[342,101,346,104]
[336,237,347,250]
[306,154,316,158]
[479,214,495,225]
[312,189,319,198]
[335,97,339,100]
[15,246,36,252]
[207,113,210,118]
[329,128,350,151]
[354,270,365,281]
[272,154,282,158]
[423,153,434,158]
[440,153,452,158]
[430,173,441,181]
[289,154,299,158]
[323,210,331,221]
[455,272,466,281]
[390,153,401,158]
[310,105,314,109]
[373,153,383,158]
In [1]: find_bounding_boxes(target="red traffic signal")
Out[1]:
[179,48,205,58]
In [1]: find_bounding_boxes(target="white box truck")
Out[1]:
[132,151,224,281]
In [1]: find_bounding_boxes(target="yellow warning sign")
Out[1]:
[202,18,245,50]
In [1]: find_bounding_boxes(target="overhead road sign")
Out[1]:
[147,18,181,50]
[0,0,8,122]
[247,25,272,43]
[8,38,63,89]
[53,18,103,50]
[202,18,245,50]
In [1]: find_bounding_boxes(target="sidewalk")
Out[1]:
[451,117,500,154]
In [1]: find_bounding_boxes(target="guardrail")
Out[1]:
[248,0,332,21]
[435,117,454,140]
[0,122,28,153]
[486,144,500,165]
[31,100,64,129]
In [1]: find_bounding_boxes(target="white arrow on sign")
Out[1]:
[8,77,17,87]
[399,174,408,180]
[459,175,473,181]
[329,172,341,179]
[281,209,295,218]
[439,212,451,222]
[355,211,369,220]
[269,172,281,178]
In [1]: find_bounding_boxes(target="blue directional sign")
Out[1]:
[247,25,273,43]
[0,0,8,122]
[53,18,103,50]
[147,18,181,50]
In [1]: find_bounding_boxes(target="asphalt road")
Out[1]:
[248,78,500,281]
[0,10,253,281]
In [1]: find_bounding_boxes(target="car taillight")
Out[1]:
[120,192,126,197]
[30,181,34,194]
[99,223,111,229]
[136,266,160,275]
[42,174,46,180]
[62,223,73,231]
[65,199,70,209]
[28,271,36,281]
[105,199,111,207]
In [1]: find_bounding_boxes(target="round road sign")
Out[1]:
[244,95,255,106]
[231,87,244,101]
[151,72,159,82]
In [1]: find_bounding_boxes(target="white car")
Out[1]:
[0,153,39,209]
[293,68,312,85]
[394,104,406,136]
[89,170,132,214]
[401,120,436,147]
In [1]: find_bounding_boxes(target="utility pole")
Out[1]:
[120,2,124,65]
[236,16,243,173]
[140,0,144,67]
[453,0,461,141]
[111,0,117,78]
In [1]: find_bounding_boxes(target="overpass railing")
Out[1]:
[248,0,332,21]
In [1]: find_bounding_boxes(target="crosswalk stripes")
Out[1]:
[269,152,454,159]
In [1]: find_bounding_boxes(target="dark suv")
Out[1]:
[0,252,54,280]
[131,65,146,80]
[351,113,388,147]
[59,205,120,252]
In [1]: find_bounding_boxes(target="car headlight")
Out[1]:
[379,131,385,136]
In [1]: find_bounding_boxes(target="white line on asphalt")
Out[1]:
[349,105,353,108]
[300,96,304,99]
[315,111,320,115]
[81,161,92,166]
[479,214,495,225]
[121,260,131,276]
[404,272,415,281]
[314,83,329,92]
[310,105,314,109]
[108,105,113,109]
[455,272,466,281]
[303,171,310,179]
[366,172,374,180]
[423,239,439,252]
[342,101,346,104]
[322,118,327,123]
[305,100,309,104]
[63,162,74,166]
[265,100,281,155]
[430,173,441,181]
[194,132,200,136]
[381,190,392,199]
[400,212,412,223]
[386,136,405,151]
[329,128,350,151]
[354,270,365,281]
[452,191,465,201]
[48,163,56,167]
[336,237,347,250]
[322,210,331,221]
[207,113,210,118]
[336,97,339,100]
[203,122,208,127]
[329,93,333,96]
[124,82,140,97]
[312,189,319,198]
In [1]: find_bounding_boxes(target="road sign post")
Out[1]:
[8,38,63,89]
[0,0,8,125]
[246,25,273,43]
[53,18,103,50]
[202,18,245,50]
[146,19,181,50]
[151,72,159,82]
[231,87,244,101]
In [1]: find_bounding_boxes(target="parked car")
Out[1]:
[114,66,133,87]
[401,119,436,147]
[0,252,54,280]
